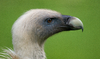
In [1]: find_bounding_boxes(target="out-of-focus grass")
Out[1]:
[0,0,100,59]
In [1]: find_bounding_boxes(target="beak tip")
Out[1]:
[80,26,83,32]
[82,28,83,32]
[69,17,84,32]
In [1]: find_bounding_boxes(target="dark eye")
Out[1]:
[47,18,52,23]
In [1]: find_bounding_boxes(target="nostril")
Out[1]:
[62,15,72,25]
[66,16,72,25]
[62,15,71,21]
[66,17,71,21]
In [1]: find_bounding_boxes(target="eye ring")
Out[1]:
[47,18,52,23]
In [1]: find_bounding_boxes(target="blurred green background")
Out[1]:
[0,0,100,59]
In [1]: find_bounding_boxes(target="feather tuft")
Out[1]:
[0,48,19,59]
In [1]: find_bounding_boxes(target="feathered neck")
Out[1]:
[12,36,46,59]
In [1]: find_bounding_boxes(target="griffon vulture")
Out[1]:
[0,9,83,59]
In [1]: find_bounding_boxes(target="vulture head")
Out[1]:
[2,9,83,59]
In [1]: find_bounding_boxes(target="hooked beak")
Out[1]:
[62,15,84,32]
